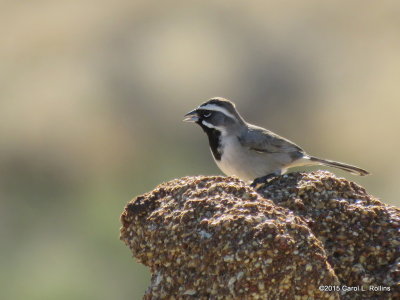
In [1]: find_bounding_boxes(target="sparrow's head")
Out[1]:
[183,97,244,134]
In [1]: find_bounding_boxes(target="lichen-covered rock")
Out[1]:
[257,171,400,299]
[120,176,339,299]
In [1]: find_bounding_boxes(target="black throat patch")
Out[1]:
[198,122,222,161]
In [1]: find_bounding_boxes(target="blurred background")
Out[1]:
[1,1,399,299]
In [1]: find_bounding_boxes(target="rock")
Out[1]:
[257,171,400,299]
[120,175,340,299]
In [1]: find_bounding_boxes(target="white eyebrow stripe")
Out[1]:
[199,104,236,120]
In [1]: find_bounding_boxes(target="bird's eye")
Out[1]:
[203,112,212,118]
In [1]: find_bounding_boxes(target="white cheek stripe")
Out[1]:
[202,120,226,134]
[201,120,217,129]
[199,104,236,120]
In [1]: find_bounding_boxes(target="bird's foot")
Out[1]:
[250,172,281,189]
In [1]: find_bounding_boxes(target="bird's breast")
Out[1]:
[214,135,256,181]
[214,135,285,181]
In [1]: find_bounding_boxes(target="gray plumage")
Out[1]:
[184,97,369,182]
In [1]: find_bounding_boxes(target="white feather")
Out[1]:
[199,104,236,120]
[201,120,227,135]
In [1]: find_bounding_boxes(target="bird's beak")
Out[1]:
[183,109,199,122]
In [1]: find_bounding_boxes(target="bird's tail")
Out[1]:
[307,156,370,176]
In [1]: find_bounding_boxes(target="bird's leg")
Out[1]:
[250,170,282,188]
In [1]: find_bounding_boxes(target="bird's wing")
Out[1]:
[238,125,304,157]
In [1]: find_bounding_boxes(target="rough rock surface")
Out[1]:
[120,171,399,299]
[257,171,400,299]
[121,175,339,299]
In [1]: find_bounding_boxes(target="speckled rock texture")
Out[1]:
[121,175,340,299]
[257,171,400,300]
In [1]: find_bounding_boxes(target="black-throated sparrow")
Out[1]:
[184,97,369,185]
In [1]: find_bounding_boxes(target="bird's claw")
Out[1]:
[250,173,279,189]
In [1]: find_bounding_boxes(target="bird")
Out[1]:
[183,97,369,186]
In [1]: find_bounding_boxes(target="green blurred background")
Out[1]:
[1,1,399,299]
